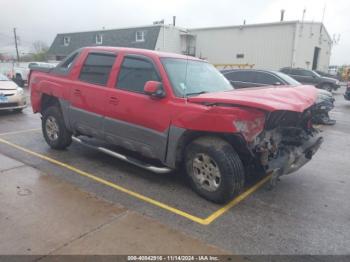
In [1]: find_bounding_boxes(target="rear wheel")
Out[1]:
[185,136,245,203]
[42,106,72,149]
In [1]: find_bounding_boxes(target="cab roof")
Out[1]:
[82,46,203,61]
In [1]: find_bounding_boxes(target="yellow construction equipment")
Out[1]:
[214,64,255,69]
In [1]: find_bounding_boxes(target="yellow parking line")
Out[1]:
[0,128,41,136]
[203,174,272,224]
[0,137,271,225]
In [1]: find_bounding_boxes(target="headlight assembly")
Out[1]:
[16,87,24,95]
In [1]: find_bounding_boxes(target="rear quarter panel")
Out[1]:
[30,71,71,113]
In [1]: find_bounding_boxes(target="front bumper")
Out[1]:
[0,93,27,111]
[267,133,323,177]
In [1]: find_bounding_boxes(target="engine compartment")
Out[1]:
[250,108,323,177]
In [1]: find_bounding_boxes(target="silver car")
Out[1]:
[0,74,27,112]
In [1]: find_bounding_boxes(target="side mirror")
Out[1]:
[144,81,165,98]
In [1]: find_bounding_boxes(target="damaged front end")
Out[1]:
[251,108,323,186]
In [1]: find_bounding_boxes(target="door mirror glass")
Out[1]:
[144,81,165,98]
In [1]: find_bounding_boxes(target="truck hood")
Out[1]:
[188,85,317,112]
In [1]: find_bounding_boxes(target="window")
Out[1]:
[63,36,70,46]
[61,52,78,69]
[53,51,80,75]
[116,57,159,93]
[236,53,244,59]
[136,31,145,42]
[290,69,312,77]
[298,70,315,77]
[256,72,279,85]
[95,34,103,45]
[289,69,299,75]
[162,58,232,97]
[226,71,256,83]
[79,53,116,86]
[280,68,291,74]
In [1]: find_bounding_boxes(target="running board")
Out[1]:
[72,136,173,174]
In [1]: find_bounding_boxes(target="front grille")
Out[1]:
[0,102,18,108]
[265,108,312,130]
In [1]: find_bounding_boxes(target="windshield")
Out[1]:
[0,74,9,81]
[274,71,301,86]
[161,58,233,97]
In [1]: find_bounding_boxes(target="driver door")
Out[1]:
[104,54,172,161]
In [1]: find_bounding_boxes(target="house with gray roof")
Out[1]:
[48,25,196,60]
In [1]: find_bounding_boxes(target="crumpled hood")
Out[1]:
[188,85,317,112]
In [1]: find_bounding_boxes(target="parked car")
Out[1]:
[12,62,57,87]
[315,70,340,81]
[344,82,350,101]
[280,67,340,92]
[0,74,27,112]
[221,69,336,125]
[29,47,323,203]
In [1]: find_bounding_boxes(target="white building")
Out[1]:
[189,21,332,71]
[49,21,332,71]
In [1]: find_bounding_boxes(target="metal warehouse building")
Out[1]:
[48,21,332,71]
[191,21,332,71]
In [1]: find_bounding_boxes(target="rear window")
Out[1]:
[79,53,116,86]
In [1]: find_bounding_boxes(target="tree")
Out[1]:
[31,41,49,61]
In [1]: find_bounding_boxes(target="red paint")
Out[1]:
[30,47,317,143]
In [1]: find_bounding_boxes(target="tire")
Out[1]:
[42,106,72,150]
[15,74,24,87]
[185,136,245,204]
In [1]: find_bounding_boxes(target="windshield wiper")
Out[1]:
[186,91,208,97]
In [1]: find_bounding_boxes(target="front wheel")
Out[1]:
[185,137,245,203]
[42,106,72,150]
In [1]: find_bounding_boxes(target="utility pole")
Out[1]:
[13,28,20,63]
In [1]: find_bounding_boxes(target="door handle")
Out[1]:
[73,89,81,96]
[109,96,119,105]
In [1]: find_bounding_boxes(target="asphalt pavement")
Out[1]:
[0,87,349,255]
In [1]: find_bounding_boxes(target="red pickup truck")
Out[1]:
[29,46,323,203]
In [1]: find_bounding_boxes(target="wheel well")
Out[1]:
[41,94,60,113]
[174,131,253,168]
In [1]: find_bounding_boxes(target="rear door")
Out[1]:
[69,52,116,138]
[104,54,171,161]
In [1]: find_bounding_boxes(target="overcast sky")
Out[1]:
[0,0,349,64]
